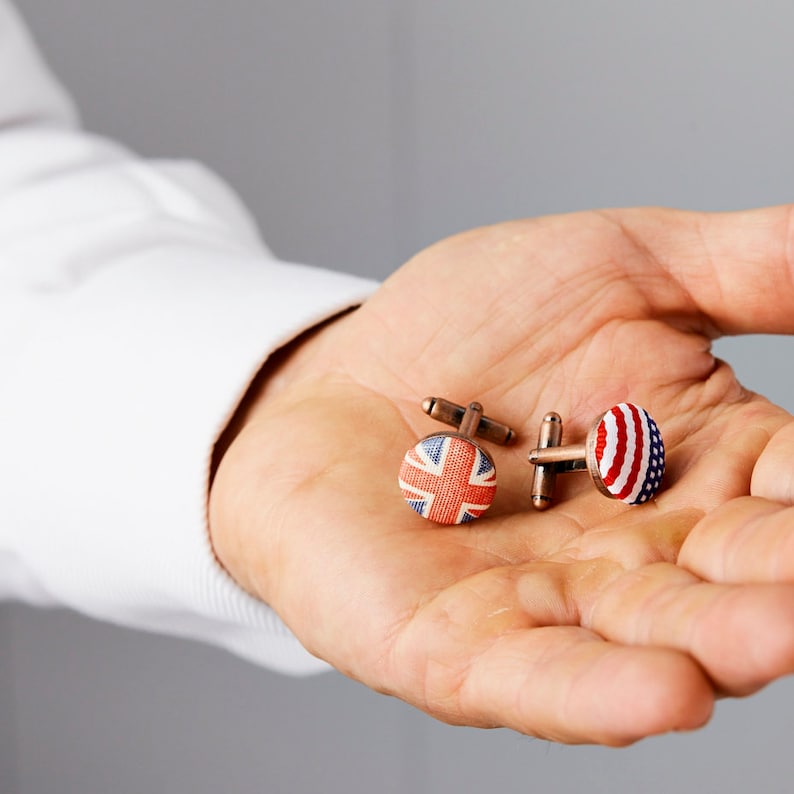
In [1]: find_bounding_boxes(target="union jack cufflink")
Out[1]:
[528,403,665,510]
[399,397,516,525]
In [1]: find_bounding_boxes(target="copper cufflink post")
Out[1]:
[528,411,564,510]
[421,397,516,445]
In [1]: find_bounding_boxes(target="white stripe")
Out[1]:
[413,437,449,475]
[598,409,619,480]
[457,500,493,523]
[470,448,496,485]
[398,475,436,518]
[607,404,637,497]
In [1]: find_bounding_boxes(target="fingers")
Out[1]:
[457,627,713,745]
[679,497,794,583]
[388,565,713,744]
[752,418,794,503]
[385,551,794,743]
[678,416,794,583]
[587,561,794,695]
[609,205,794,336]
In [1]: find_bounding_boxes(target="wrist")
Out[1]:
[207,308,358,602]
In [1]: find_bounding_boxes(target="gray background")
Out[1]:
[4,1,794,792]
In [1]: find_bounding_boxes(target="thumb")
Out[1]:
[611,205,794,336]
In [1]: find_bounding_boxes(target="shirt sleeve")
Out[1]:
[0,0,377,673]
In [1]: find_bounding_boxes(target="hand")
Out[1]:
[209,206,794,745]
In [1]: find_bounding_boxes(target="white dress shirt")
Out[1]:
[0,0,376,673]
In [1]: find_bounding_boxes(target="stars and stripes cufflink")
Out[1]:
[399,397,516,525]
[527,403,665,510]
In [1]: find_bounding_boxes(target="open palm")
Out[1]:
[210,206,794,744]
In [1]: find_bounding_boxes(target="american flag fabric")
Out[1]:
[399,435,496,524]
[593,403,665,504]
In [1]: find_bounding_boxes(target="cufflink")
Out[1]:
[399,397,516,525]
[528,403,665,510]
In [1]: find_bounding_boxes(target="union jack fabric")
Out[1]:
[399,435,496,524]
[593,403,665,504]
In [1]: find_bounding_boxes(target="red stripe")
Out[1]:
[615,404,644,500]
[603,407,628,487]
[594,417,608,466]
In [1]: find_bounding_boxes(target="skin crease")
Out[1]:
[209,205,794,746]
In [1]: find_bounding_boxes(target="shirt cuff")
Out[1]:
[0,241,377,674]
